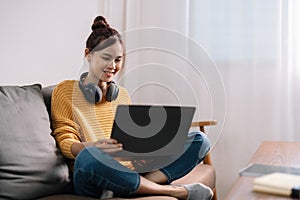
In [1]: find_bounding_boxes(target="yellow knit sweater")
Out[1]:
[51,80,130,161]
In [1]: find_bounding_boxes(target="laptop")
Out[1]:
[110,105,195,160]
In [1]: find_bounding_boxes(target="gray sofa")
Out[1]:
[0,84,215,200]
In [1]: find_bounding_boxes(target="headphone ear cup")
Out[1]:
[81,82,103,104]
[78,72,103,104]
[106,82,119,102]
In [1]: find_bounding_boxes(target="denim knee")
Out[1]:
[75,146,117,169]
[198,132,211,159]
[159,131,211,183]
[73,147,140,197]
[74,147,98,170]
[74,146,139,182]
[188,131,211,160]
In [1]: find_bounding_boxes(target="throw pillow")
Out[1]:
[0,84,71,200]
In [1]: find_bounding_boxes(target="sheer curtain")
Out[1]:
[188,1,300,197]
[98,0,300,198]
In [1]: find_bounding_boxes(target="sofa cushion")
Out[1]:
[0,84,71,200]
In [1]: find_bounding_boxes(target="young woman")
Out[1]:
[51,16,213,200]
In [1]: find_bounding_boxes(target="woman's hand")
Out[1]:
[71,139,123,158]
[84,138,123,154]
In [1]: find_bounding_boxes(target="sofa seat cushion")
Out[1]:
[0,84,71,200]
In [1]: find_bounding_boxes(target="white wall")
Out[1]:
[0,0,99,86]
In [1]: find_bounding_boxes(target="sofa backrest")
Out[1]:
[42,85,56,120]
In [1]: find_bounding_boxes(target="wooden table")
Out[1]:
[225,141,300,200]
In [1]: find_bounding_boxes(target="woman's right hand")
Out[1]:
[71,139,123,157]
[84,138,123,154]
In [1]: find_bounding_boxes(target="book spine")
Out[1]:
[291,186,300,199]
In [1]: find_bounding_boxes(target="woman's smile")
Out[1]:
[103,70,115,78]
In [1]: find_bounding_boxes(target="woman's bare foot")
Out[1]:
[136,176,188,199]
[143,170,168,184]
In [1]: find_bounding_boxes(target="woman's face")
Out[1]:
[87,40,123,83]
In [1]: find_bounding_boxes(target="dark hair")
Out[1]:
[86,16,124,53]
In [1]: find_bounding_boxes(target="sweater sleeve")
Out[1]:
[51,81,80,160]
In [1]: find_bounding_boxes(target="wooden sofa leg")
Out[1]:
[212,187,217,200]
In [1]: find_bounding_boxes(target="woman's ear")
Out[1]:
[84,48,91,62]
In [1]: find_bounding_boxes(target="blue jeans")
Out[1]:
[73,131,210,198]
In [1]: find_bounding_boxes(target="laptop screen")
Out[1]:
[111,105,195,156]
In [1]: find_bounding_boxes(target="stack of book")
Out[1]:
[252,172,300,198]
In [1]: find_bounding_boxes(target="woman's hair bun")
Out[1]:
[91,16,110,31]
[86,15,122,52]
